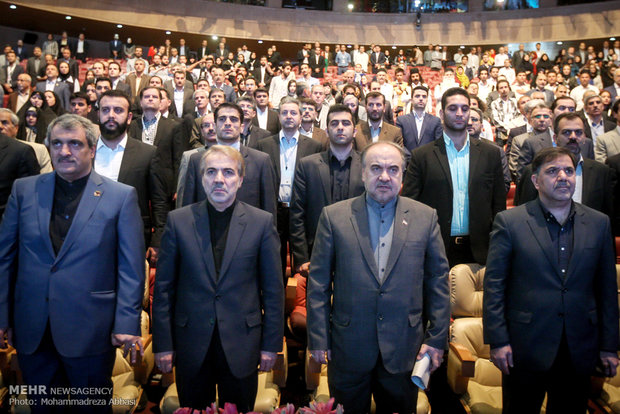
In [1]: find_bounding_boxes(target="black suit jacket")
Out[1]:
[516,158,615,222]
[36,80,71,110]
[402,137,506,265]
[112,138,168,247]
[604,153,620,235]
[243,124,271,149]
[256,134,323,193]
[181,145,277,221]
[289,150,365,270]
[252,109,281,135]
[483,201,618,374]
[308,54,324,79]
[396,112,443,153]
[506,124,527,155]
[0,134,39,218]
[1,64,24,90]
[26,57,45,82]
[252,65,273,87]
[128,116,183,199]
[582,117,616,141]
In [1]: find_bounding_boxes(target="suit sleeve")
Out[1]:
[18,145,40,177]
[401,149,422,199]
[152,213,179,353]
[483,213,513,347]
[422,209,451,349]
[181,155,198,207]
[433,119,443,140]
[307,208,335,351]
[491,147,507,216]
[149,152,170,247]
[595,216,619,352]
[176,152,191,209]
[289,160,309,270]
[508,139,522,183]
[259,156,278,223]
[602,164,616,221]
[514,139,534,184]
[113,188,146,336]
[258,214,285,352]
[0,182,22,329]
[595,135,607,163]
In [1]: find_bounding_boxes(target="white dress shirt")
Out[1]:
[94,134,128,182]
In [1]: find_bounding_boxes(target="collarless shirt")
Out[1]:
[444,133,470,236]
[207,200,236,279]
[329,149,353,203]
[94,134,128,182]
[366,193,397,283]
[279,131,299,203]
[50,172,90,254]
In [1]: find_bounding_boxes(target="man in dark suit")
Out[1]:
[0,114,145,412]
[211,67,236,103]
[257,97,322,279]
[252,88,281,135]
[94,90,169,260]
[237,96,271,149]
[26,47,45,83]
[180,103,277,220]
[14,40,27,61]
[165,70,195,119]
[396,86,443,153]
[252,56,273,88]
[74,33,90,62]
[307,141,450,413]
[516,113,614,218]
[402,87,506,267]
[354,91,403,151]
[0,51,24,94]
[107,61,132,96]
[109,34,123,58]
[299,98,329,150]
[483,146,619,413]
[0,131,39,219]
[603,69,619,102]
[128,87,183,204]
[36,64,71,110]
[369,45,387,74]
[153,145,284,411]
[308,47,324,79]
[581,94,616,141]
[290,104,365,274]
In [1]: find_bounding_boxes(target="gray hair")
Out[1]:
[193,89,209,101]
[524,99,547,116]
[0,108,19,127]
[45,114,99,148]
[279,96,301,109]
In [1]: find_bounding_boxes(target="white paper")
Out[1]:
[411,352,431,390]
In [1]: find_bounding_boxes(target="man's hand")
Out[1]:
[417,344,443,373]
[310,349,331,364]
[147,247,159,265]
[259,351,278,372]
[0,328,12,349]
[490,344,513,375]
[298,262,310,277]
[155,351,175,373]
[600,351,619,378]
[111,334,144,364]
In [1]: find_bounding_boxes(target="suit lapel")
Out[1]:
[349,151,363,197]
[350,196,380,284]
[581,160,594,206]
[117,138,135,183]
[36,173,56,258]
[433,140,453,192]
[525,202,562,280]
[318,153,332,204]
[417,116,426,143]
[218,202,247,279]
[566,205,586,280]
[192,202,218,286]
[468,138,480,188]
[0,137,9,166]
[270,135,281,179]
[54,172,104,265]
[382,198,409,284]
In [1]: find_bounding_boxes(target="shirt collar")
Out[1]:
[538,198,576,225]
[217,139,241,151]
[280,129,300,143]
[413,111,425,121]
[97,133,128,151]
[299,125,313,135]
[142,112,160,127]
[443,132,470,151]
[365,191,398,210]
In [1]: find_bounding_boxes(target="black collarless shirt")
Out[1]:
[329,149,353,203]
[207,200,236,279]
[49,173,90,255]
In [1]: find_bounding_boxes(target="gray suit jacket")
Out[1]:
[483,201,618,374]
[595,128,620,163]
[307,195,450,374]
[353,121,404,151]
[36,80,71,110]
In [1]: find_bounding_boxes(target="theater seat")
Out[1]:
[158,340,287,414]
[305,351,430,413]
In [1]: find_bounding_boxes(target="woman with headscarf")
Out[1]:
[537,53,553,73]
[44,91,66,117]
[16,106,49,144]
[18,90,57,125]
[456,65,470,88]
[58,61,80,93]
[124,38,135,59]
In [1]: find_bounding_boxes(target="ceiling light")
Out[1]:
[9,4,17,9]
[165,31,172,35]
[212,35,218,40]
[347,3,354,10]
[117,24,123,28]
[65,15,72,20]
[258,40,263,44]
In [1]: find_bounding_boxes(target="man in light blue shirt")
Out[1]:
[335,49,351,75]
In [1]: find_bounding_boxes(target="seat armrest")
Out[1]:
[447,342,476,394]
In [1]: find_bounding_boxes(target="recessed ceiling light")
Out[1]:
[611,37,616,41]
[258,40,263,44]
[556,41,563,45]
[9,4,17,9]
[392,46,397,49]
[460,45,465,49]
[65,15,72,20]
[165,31,171,35]
[347,3,354,10]
[117,24,123,28]
[212,35,218,40]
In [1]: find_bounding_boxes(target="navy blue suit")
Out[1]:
[396,112,443,153]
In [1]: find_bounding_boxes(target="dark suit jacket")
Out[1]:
[396,112,443,153]
[165,85,194,118]
[402,137,506,265]
[112,138,169,247]
[307,195,450,374]
[604,153,620,235]
[506,124,527,155]
[483,201,618,374]
[36,80,71,110]
[516,158,615,221]
[354,121,404,151]
[181,145,277,220]
[1,64,24,90]
[0,134,39,218]
[152,200,284,379]
[109,39,123,57]
[252,109,281,135]
[0,171,144,357]
[243,124,271,149]
[124,73,151,98]
[113,80,132,96]
[289,150,365,270]
[604,84,618,103]
[308,54,324,79]
[370,52,387,73]
[252,65,273,86]
[128,116,183,199]
[256,134,323,194]
[26,57,45,81]
[582,117,616,141]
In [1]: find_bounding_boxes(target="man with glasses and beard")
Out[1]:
[94,90,168,261]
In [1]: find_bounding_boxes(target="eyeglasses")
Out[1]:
[533,114,551,119]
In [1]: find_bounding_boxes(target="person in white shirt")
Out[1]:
[354,45,369,71]
[375,68,394,104]
[269,62,295,109]
[494,46,509,68]
[434,68,459,112]
[570,70,600,111]
[499,60,516,86]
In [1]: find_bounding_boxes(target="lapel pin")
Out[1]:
[403,219,408,226]
[94,191,102,197]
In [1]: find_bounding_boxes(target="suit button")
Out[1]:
[378,315,384,321]
[562,288,567,293]
[380,292,385,296]
[45,297,49,302]
[558,313,564,318]
[215,295,221,300]
[51,265,57,273]
[209,318,215,325]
